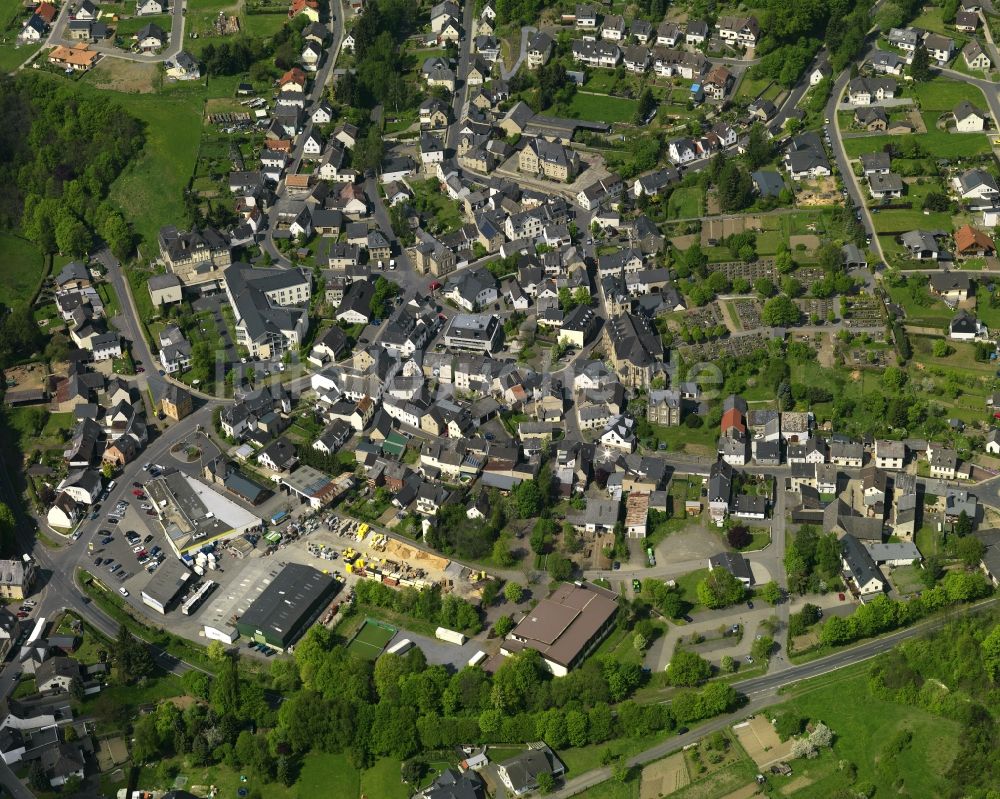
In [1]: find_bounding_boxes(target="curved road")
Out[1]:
[551,596,1000,797]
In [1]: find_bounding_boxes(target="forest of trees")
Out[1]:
[867,611,1000,796]
[126,620,740,790]
[0,75,143,260]
[749,0,873,86]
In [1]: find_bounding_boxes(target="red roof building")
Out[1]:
[720,407,745,435]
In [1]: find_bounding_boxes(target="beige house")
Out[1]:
[148,273,183,306]
[0,559,36,600]
[162,383,193,421]
[518,139,579,182]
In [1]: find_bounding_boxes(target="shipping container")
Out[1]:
[467,650,487,667]
[435,627,467,645]
[386,638,414,655]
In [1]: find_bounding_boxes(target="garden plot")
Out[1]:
[731,715,797,768]
[702,215,766,245]
[640,752,690,799]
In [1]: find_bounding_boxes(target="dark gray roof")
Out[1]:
[841,534,885,591]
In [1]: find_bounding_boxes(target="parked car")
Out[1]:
[144,535,154,544]
[119,587,129,597]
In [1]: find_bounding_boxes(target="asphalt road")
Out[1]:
[446,0,476,152]
[263,0,345,265]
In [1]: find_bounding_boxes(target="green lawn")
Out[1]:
[140,750,361,798]
[976,284,1000,328]
[667,187,703,219]
[241,11,288,38]
[911,7,964,39]
[0,41,40,71]
[912,78,986,111]
[766,668,960,797]
[887,283,954,327]
[409,178,464,235]
[557,92,638,124]
[115,14,172,37]
[359,757,409,799]
[0,232,44,309]
[735,74,771,101]
[870,207,955,234]
[674,568,711,612]
[842,126,990,159]
[104,88,204,251]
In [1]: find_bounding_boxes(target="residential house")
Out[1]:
[854,106,888,131]
[685,20,709,45]
[955,224,995,258]
[716,15,759,48]
[956,168,1000,207]
[526,31,553,67]
[874,439,906,470]
[868,172,904,200]
[136,22,166,51]
[709,551,754,586]
[841,534,887,597]
[923,33,954,64]
[962,39,992,70]
[847,76,897,105]
[950,309,985,341]
[955,99,988,131]
[900,230,941,260]
[161,383,193,422]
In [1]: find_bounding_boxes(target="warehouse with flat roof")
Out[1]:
[502,581,618,676]
[234,563,339,650]
[141,558,194,615]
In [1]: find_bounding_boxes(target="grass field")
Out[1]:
[870,207,955,233]
[345,618,397,660]
[0,41,39,71]
[886,282,955,327]
[0,232,44,309]
[913,78,986,112]
[842,125,990,159]
[735,74,771,101]
[560,92,638,124]
[241,11,288,38]
[104,88,204,250]
[667,187,704,219]
[359,757,409,799]
[766,667,960,797]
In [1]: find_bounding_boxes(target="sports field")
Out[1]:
[345,619,397,660]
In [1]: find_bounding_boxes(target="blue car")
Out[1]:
[101,536,113,545]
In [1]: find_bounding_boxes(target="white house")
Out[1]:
[47,492,79,530]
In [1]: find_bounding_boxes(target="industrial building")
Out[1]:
[140,558,194,614]
[145,469,264,555]
[502,581,618,676]
[235,563,339,650]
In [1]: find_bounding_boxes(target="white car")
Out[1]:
[141,504,152,510]
[131,545,143,554]
[119,587,129,597]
